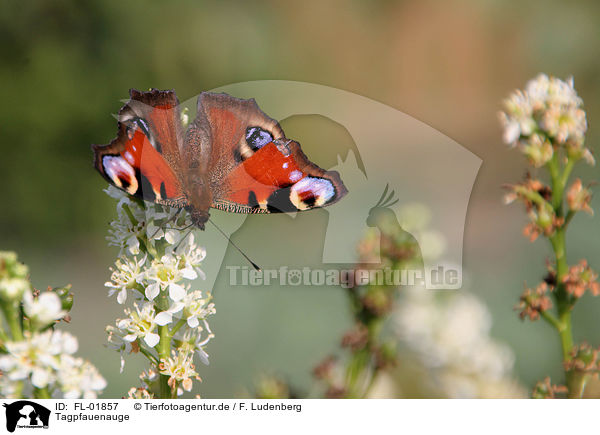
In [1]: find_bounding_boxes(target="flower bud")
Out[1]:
[520,134,553,168]
[0,278,30,302]
[0,251,29,280]
[53,285,74,312]
[566,179,593,215]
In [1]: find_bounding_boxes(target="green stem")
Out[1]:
[0,325,10,343]
[539,310,561,331]
[14,381,23,398]
[122,204,138,227]
[33,387,51,399]
[567,372,587,399]
[556,309,573,361]
[560,159,576,190]
[547,152,584,398]
[169,319,187,337]
[1,302,23,341]
[550,231,568,278]
[547,155,561,209]
[564,210,576,228]
[344,348,370,398]
[550,231,576,388]
[157,324,172,398]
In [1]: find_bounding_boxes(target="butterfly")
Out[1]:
[92,89,348,229]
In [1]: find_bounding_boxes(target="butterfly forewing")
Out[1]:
[92,89,189,207]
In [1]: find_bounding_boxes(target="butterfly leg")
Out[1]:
[149,207,183,239]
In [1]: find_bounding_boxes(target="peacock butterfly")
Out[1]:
[92,89,348,229]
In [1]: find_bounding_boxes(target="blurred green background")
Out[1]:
[1,0,600,397]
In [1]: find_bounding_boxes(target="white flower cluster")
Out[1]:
[0,251,106,399]
[0,330,106,398]
[499,74,593,167]
[394,289,526,398]
[103,187,214,395]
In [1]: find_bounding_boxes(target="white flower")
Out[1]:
[394,289,525,398]
[57,355,107,399]
[0,330,92,394]
[117,302,172,348]
[105,255,147,304]
[153,301,185,328]
[500,74,587,149]
[159,350,199,395]
[104,185,130,203]
[525,74,582,109]
[23,291,66,328]
[182,291,215,328]
[143,203,191,246]
[0,333,64,387]
[0,376,19,398]
[106,324,133,373]
[126,387,154,399]
[146,208,182,245]
[175,234,207,280]
[146,221,181,245]
[499,89,536,145]
[105,189,148,255]
[192,332,212,366]
[178,324,214,366]
[145,255,188,301]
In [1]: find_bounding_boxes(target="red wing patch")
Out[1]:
[105,128,183,200]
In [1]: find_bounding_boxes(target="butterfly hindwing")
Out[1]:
[92,89,188,207]
[216,140,346,213]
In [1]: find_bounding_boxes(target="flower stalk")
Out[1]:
[103,186,215,398]
[501,74,598,398]
[313,208,422,398]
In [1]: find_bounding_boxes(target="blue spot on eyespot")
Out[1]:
[246,127,273,150]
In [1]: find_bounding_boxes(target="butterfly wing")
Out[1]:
[187,92,347,214]
[92,89,188,207]
[218,140,347,213]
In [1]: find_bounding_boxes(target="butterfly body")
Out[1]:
[92,89,347,229]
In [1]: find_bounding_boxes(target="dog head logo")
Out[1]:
[3,401,50,432]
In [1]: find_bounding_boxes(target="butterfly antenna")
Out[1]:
[208,218,261,271]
